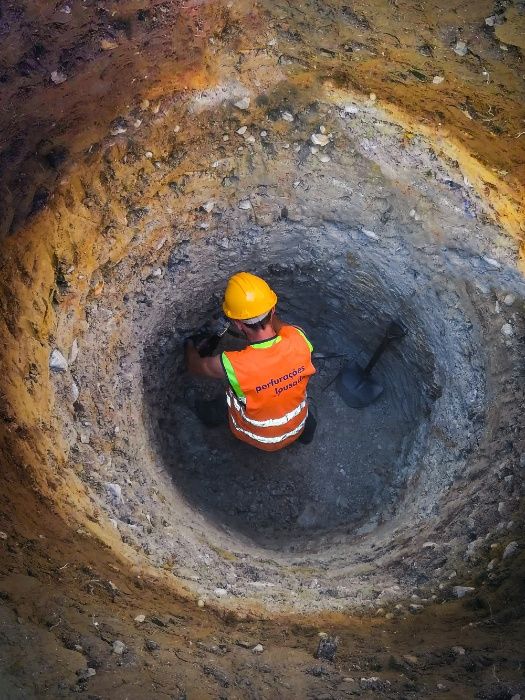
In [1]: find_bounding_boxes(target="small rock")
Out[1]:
[197,599,205,608]
[281,111,294,122]
[106,482,123,504]
[487,558,498,571]
[234,96,250,110]
[422,541,437,549]
[140,99,150,110]
[311,133,330,146]
[452,646,466,656]
[452,586,475,598]
[50,349,68,372]
[51,70,67,84]
[318,154,331,163]
[70,382,80,402]
[409,604,423,614]
[503,541,518,559]
[0,531,7,540]
[315,635,338,662]
[501,323,514,337]
[151,268,162,278]
[134,614,146,623]
[245,135,256,144]
[503,294,515,306]
[145,151,153,159]
[485,16,496,27]
[214,588,228,597]
[100,39,119,50]
[238,200,252,210]
[432,75,445,84]
[236,126,247,135]
[453,41,468,56]
[145,639,160,651]
[510,694,521,700]
[437,683,447,691]
[404,654,418,665]
[252,644,264,654]
[344,105,359,114]
[112,640,126,655]
[202,200,215,213]
[79,432,90,445]
[483,256,500,268]
[69,338,79,364]
[77,667,96,680]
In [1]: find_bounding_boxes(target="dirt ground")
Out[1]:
[1,0,524,697]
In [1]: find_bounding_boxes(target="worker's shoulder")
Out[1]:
[281,324,313,350]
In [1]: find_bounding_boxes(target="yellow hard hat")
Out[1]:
[223,272,278,321]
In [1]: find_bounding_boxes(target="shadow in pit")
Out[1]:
[142,286,432,550]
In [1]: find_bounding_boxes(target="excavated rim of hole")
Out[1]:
[46,94,524,611]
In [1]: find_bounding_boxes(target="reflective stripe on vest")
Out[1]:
[229,411,307,445]
[226,390,307,428]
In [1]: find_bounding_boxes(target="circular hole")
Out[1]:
[143,229,441,549]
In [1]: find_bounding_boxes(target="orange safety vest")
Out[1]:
[221,325,316,451]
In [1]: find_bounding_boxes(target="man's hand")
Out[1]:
[185,339,224,379]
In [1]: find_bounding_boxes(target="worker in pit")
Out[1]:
[185,272,317,451]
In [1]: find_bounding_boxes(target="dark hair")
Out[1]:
[241,310,273,332]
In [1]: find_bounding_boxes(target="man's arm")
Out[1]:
[185,340,225,379]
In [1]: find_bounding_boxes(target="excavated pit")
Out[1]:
[1,1,525,692]
[53,99,524,611]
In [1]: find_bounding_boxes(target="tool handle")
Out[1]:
[363,320,407,375]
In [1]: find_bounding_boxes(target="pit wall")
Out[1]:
[1,77,523,616]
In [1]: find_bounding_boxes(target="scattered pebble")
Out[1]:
[503,294,515,306]
[452,586,475,598]
[145,639,160,651]
[112,640,126,655]
[503,541,518,559]
[315,635,338,661]
[281,111,294,122]
[422,541,437,549]
[140,99,150,110]
[50,349,68,372]
[369,93,377,102]
[318,154,331,163]
[69,339,79,364]
[100,39,118,50]
[311,133,330,146]
[501,323,514,337]
[485,16,496,27]
[70,382,80,402]
[202,201,215,213]
[134,614,146,623]
[453,41,468,56]
[50,70,67,84]
[245,135,256,144]
[252,644,264,653]
[344,104,359,114]
[452,646,466,656]
[197,599,205,608]
[238,200,252,210]
[362,229,378,240]
[77,667,96,680]
[236,126,247,135]
[234,96,250,110]
[214,587,228,597]
[482,256,500,268]
[145,151,153,159]
[409,604,423,613]
[432,76,445,84]
[0,531,7,540]
[106,482,124,504]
